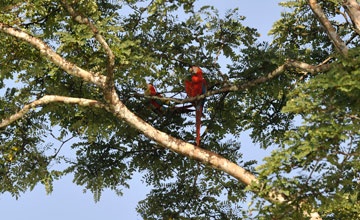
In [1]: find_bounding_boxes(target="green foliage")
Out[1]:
[136,140,250,219]
[254,42,360,219]
[1,0,360,219]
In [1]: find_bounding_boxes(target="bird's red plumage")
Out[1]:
[146,84,162,109]
[185,66,207,146]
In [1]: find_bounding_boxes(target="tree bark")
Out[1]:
[342,0,360,34]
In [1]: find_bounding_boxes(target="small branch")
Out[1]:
[22,8,61,28]
[305,160,320,186]
[289,60,332,74]
[345,31,358,45]
[60,0,115,85]
[153,52,192,66]
[183,60,331,103]
[336,8,351,25]
[0,95,109,128]
[313,32,357,67]
[0,22,106,87]
[347,114,360,120]
[213,39,224,65]
[131,60,331,105]
[201,92,229,140]
[308,0,348,56]
[50,134,74,159]
[180,162,202,214]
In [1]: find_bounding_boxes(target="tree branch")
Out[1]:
[308,0,348,56]
[0,22,106,87]
[0,95,109,128]
[134,60,331,105]
[59,0,115,85]
[341,0,360,35]
[108,92,258,184]
[50,134,74,159]
[104,86,322,219]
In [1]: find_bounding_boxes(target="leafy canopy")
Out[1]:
[1,0,360,219]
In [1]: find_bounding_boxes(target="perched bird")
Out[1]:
[145,83,193,115]
[144,83,167,113]
[185,66,207,146]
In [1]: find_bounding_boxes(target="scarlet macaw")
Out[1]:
[145,83,166,113]
[185,66,207,146]
[145,83,194,115]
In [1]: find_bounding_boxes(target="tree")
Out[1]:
[1,0,360,219]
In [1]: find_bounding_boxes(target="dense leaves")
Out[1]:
[1,0,360,219]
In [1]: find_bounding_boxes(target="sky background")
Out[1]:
[1,1,284,219]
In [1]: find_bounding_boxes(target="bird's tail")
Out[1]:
[195,105,202,146]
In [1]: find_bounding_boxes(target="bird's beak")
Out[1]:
[188,66,193,74]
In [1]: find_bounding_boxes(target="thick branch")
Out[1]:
[0,95,108,128]
[106,86,258,183]
[342,0,360,34]
[0,22,106,87]
[104,86,321,219]
[60,0,115,84]
[308,0,348,56]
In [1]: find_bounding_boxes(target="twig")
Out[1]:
[336,8,351,25]
[305,160,320,186]
[50,134,74,159]
[308,31,357,71]
[213,36,225,65]
[22,8,61,28]
[347,114,360,120]
[200,92,229,141]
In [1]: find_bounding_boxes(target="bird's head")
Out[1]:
[188,66,203,76]
[144,83,156,95]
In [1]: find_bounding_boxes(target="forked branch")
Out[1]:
[59,0,115,84]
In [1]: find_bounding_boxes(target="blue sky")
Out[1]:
[0,1,284,219]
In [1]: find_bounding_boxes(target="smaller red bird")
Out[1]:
[145,84,167,113]
[185,66,207,146]
[145,84,193,115]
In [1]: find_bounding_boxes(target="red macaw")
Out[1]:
[145,83,193,114]
[185,66,207,146]
[145,83,166,113]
